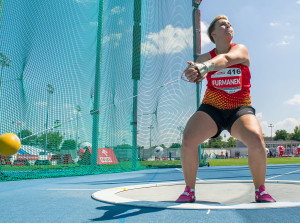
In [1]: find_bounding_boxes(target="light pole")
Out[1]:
[44,84,54,154]
[177,126,184,143]
[76,105,81,149]
[0,53,11,96]
[138,111,156,156]
[148,125,154,149]
[268,124,274,150]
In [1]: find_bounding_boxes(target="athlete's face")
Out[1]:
[212,19,234,42]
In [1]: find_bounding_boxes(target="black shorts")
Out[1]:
[197,104,256,138]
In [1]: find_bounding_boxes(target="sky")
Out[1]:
[0,0,300,149]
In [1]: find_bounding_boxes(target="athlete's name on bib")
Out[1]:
[212,78,241,86]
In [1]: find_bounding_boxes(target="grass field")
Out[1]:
[2,157,300,171]
[140,157,300,167]
[2,157,299,182]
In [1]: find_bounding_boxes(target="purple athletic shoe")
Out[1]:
[255,185,276,202]
[176,186,195,203]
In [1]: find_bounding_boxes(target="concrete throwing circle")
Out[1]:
[92,180,300,210]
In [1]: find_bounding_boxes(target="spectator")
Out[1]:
[287,146,291,155]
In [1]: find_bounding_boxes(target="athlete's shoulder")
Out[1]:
[230,43,250,67]
[231,43,248,52]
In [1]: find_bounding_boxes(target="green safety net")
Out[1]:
[0,0,207,181]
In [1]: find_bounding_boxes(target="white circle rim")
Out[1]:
[92,180,300,210]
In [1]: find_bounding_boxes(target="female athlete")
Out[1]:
[176,15,275,203]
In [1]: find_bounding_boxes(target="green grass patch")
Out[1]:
[2,157,300,171]
[141,160,181,167]
[209,157,300,166]
[208,158,248,166]
[267,157,300,165]
[140,157,300,167]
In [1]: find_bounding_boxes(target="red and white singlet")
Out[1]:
[201,43,252,110]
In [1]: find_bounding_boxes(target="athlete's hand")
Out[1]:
[185,61,215,82]
[185,61,202,82]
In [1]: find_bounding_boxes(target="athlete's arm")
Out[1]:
[210,44,250,70]
[187,44,250,82]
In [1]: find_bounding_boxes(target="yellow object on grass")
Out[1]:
[0,133,21,156]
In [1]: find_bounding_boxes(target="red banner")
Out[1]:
[97,148,119,165]
[78,147,119,165]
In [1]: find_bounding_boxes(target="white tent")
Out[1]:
[18,145,44,155]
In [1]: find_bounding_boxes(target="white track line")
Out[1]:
[175,168,203,182]
[267,169,300,180]
[47,189,102,191]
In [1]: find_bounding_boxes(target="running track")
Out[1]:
[1,164,300,223]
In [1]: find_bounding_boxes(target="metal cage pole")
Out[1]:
[0,0,4,28]
[131,0,142,169]
[192,0,202,107]
[192,0,204,165]
[91,0,105,167]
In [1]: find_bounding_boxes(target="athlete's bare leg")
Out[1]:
[181,111,218,189]
[231,114,267,189]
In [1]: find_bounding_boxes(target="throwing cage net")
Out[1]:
[0,0,207,181]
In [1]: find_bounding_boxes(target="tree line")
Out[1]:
[143,136,237,149]
[17,130,76,151]
[273,126,300,141]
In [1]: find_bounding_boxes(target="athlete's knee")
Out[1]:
[182,132,200,150]
[245,130,265,149]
